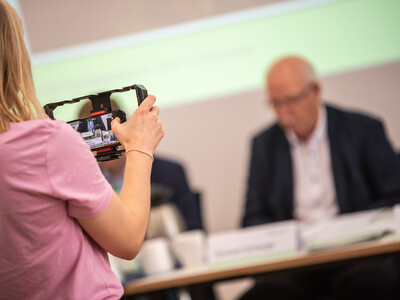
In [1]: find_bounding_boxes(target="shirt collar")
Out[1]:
[285,105,327,147]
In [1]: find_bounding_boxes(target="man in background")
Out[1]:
[241,56,400,299]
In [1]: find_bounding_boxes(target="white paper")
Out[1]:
[301,207,395,252]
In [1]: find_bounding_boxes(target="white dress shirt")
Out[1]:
[285,106,338,223]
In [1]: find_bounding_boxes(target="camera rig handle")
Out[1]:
[43,84,148,162]
[43,84,147,120]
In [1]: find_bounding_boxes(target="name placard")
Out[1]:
[206,221,299,266]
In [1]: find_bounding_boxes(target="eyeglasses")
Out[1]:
[269,84,314,109]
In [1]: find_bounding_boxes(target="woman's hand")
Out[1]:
[111,95,164,155]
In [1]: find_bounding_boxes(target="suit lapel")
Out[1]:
[327,106,350,213]
[273,130,294,219]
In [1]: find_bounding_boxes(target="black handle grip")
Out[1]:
[133,84,148,106]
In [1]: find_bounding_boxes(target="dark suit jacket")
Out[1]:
[242,104,400,227]
[152,157,203,231]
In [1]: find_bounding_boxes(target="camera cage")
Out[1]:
[43,84,147,162]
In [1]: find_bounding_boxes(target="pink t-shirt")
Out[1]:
[0,119,123,299]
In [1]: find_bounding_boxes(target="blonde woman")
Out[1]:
[0,1,164,299]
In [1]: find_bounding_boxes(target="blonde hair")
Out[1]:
[0,0,46,132]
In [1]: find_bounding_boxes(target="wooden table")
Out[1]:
[124,236,400,296]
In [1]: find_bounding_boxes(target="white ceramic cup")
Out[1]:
[170,230,206,268]
[140,237,174,276]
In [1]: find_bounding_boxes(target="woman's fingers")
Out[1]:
[140,95,156,111]
[150,106,160,116]
[110,117,121,135]
[110,95,163,153]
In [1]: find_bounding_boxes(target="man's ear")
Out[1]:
[313,82,321,98]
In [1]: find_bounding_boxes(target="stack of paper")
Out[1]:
[301,207,395,252]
